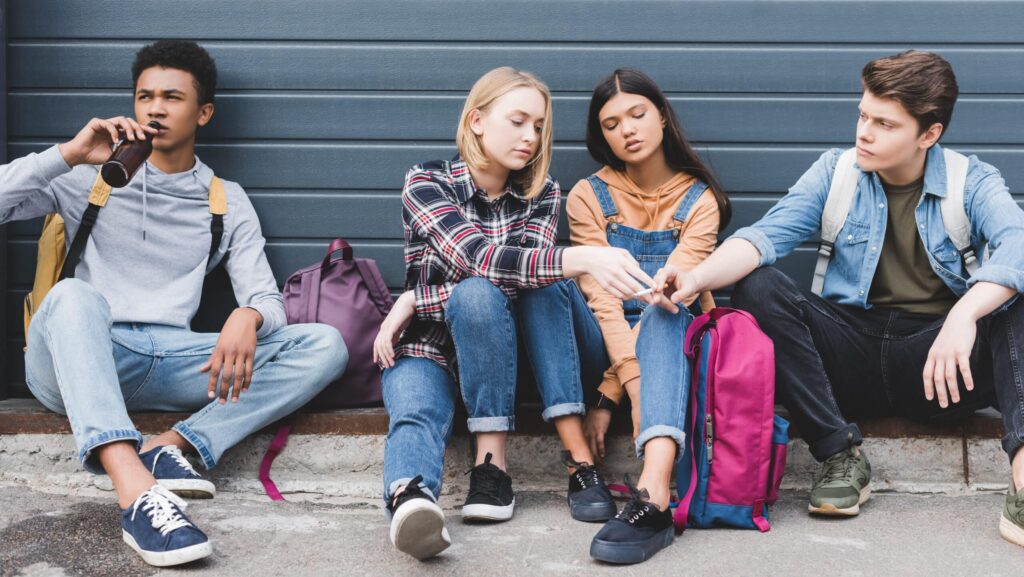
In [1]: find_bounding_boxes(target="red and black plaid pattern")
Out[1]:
[393,156,564,372]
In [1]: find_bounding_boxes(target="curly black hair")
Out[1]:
[131,40,217,105]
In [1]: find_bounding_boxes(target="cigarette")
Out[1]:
[633,281,670,298]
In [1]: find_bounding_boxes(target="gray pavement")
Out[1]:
[1,482,1022,577]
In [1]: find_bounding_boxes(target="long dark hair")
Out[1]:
[585,68,731,230]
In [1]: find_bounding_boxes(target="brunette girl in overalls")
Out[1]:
[567,68,731,564]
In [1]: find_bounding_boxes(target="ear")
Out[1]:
[659,108,667,128]
[918,121,943,150]
[468,109,485,137]
[197,103,215,128]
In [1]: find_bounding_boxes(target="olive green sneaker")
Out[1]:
[808,444,871,516]
[999,481,1024,548]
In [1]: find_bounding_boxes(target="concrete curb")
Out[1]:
[0,433,1012,502]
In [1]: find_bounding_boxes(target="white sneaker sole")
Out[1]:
[158,478,216,499]
[123,530,212,567]
[999,514,1024,548]
[808,486,871,516]
[390,499,451,560]
[462,499,515,522]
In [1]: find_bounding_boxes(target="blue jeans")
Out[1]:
[24,279,347,474]
[382,278,608,501]
[635,304,695,461]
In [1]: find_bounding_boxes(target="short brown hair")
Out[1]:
[861,50,958,139]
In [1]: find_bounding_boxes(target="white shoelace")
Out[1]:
[131,485,192,536]
[153,446,200,477]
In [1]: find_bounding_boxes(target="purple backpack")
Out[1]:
[674,307,789,532]
[282,238,393,408]
[260,238,393,501]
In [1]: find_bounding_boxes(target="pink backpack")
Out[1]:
[674,307,789,532]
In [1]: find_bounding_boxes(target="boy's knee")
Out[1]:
[39,279,109,322]
[304,324,348,382]
[732,267,789,311]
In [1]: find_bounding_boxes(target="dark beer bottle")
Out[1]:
[100,121,161,188]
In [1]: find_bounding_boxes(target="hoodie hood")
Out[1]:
[594,166,696,230]
[139,156,213,240]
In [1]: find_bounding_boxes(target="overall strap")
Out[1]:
[587,175,619,219]
[672,179,709,226]
[60,174,112,280]
[811,148,860,296]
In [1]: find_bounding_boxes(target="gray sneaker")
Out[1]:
[809,442,871,517]
[999,480,1024,548]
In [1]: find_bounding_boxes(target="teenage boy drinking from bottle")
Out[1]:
[0,40,346,566]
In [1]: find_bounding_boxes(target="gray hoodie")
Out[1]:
[0,145,285,338]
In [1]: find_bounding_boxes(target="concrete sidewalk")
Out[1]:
[1,482,1022,577]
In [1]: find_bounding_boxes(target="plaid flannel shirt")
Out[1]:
[393,155,565,372]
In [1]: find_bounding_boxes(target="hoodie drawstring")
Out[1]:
[141,161,148,241]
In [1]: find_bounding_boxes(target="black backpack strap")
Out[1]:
[207,176,228,264]
[60,203,100,279]
[209,213,225,261]
[61,174,113,280]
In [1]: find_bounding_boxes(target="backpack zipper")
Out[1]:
[705,414,714,464]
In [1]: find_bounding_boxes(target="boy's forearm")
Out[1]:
[692,238,763,293]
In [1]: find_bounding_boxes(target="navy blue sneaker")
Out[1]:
[563,452,616,522]
[590,482,674,564]
[121,485,212,567]
[139,446,216,499]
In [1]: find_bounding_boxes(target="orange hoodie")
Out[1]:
[566,166,720,404]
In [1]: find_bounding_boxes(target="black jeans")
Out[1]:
[733,267,1024,463]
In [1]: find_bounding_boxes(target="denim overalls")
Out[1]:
[587,174,707,326]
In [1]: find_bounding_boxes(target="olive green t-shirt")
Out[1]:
[868,176,959,316]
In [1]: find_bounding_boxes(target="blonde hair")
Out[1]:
[456,67,554,199]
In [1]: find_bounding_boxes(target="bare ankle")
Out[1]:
[141,431,191,455]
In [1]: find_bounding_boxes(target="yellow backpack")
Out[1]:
[23,173,228,344]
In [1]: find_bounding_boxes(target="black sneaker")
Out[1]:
[387,475,450,560]
[590,482,674,565]
[564,452,616,522]
[461,452,515,522]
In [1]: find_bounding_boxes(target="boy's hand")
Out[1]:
[58,116,158,167]
[643,264,700,313]
[202,307,262,404]
[923,310,977,408]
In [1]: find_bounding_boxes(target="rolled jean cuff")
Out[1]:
[1002,431,1024,463]
[808,423,863,462]
[172,422,217,470]
[467,416,515,433]
[541,402,586,422]
[80,429,144,475]
[635,425,687,461]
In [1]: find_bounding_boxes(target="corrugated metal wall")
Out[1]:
[4,0,1024,396]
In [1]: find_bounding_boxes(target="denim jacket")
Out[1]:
[729,144,1024,308]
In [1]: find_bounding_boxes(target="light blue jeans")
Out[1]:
[635,304,695,461]
[382,278,608,501]
[24,279,347,474]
